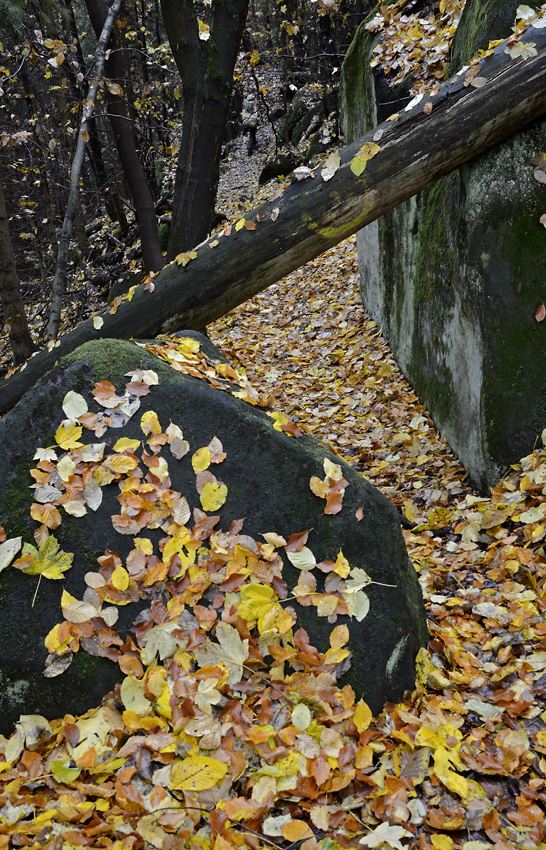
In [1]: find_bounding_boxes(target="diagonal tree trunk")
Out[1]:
[2,26,546,409]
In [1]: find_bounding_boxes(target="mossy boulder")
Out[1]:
[0,334,427,734]
[340,0,546,492]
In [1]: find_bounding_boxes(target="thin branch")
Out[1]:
[46,0,125,340]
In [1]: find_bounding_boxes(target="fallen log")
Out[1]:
[2,25,546,413]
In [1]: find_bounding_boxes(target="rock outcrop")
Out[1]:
[0,334,427,734]
[340,0,546,492]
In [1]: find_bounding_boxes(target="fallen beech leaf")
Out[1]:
[0,536,22,572]
[285,545,316,571]
[62,391,88,420]
[61,590,99,623]
[321,151,341,182]
[281,820,313,842]
[350,141,380,177]
[200,480,228,512]
[55,423,84,450]
[169,756,228,791]
[535,303,546,322]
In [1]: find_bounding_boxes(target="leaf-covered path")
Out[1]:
[209,238,546,849]
[2,232,546,849]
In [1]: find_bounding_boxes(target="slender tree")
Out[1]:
[47,0,125,340]
[0,159,36,365]
[85,0,164,272]
[161,0,250,258]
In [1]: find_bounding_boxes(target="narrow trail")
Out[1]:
[210,238,546,847]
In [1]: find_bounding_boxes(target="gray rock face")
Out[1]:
[0,335,427,734]
[340,0,546,492]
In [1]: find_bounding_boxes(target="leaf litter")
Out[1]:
[2,238,546,849]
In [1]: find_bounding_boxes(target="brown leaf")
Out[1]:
[285,529,311,552]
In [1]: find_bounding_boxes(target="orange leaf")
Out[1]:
[285,530,311,552]
[30,503,62,529]
[325,492,343,515]
[118,655,144,678]
[535,303,546,322]
[281,820,313,842]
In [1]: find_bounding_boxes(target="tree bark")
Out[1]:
[85,0,164,273]
[161,0,249,258]
[0,161,36,366]
[47,0,125,340]
[2,27,546,409]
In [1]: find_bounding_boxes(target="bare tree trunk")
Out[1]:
[46,0,125,340]
[161,0,249,258]
[0,161,36,366]
[2,27,546,408]
[85,0,164,273]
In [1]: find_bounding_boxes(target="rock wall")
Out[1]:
[340,0,546,492]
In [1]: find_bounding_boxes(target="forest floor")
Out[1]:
[206,233,546,850]
[3,76,546,849]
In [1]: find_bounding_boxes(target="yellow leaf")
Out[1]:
[329,624,349,648]
[334,551,350,578]
[192,447,211,472]
[103,454,139,475]
[431,836,454,850]
[350,141,380,177]
[141,410,161,435]
[111,564,129,591]
[200,481,228,512]
[55,423,84,450]
[175,250,197,266]
[15,536,73,580]
[135,537,153,555]
[169,755,228,791]
[235,218,246,231]
[353,699,372,734]
[433,746,468,798]
[237,584,276,625]
[323,646,349,664]
[113,437,141,453]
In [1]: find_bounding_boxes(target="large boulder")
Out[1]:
[340,0,546,492]
[0,334,427,734]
